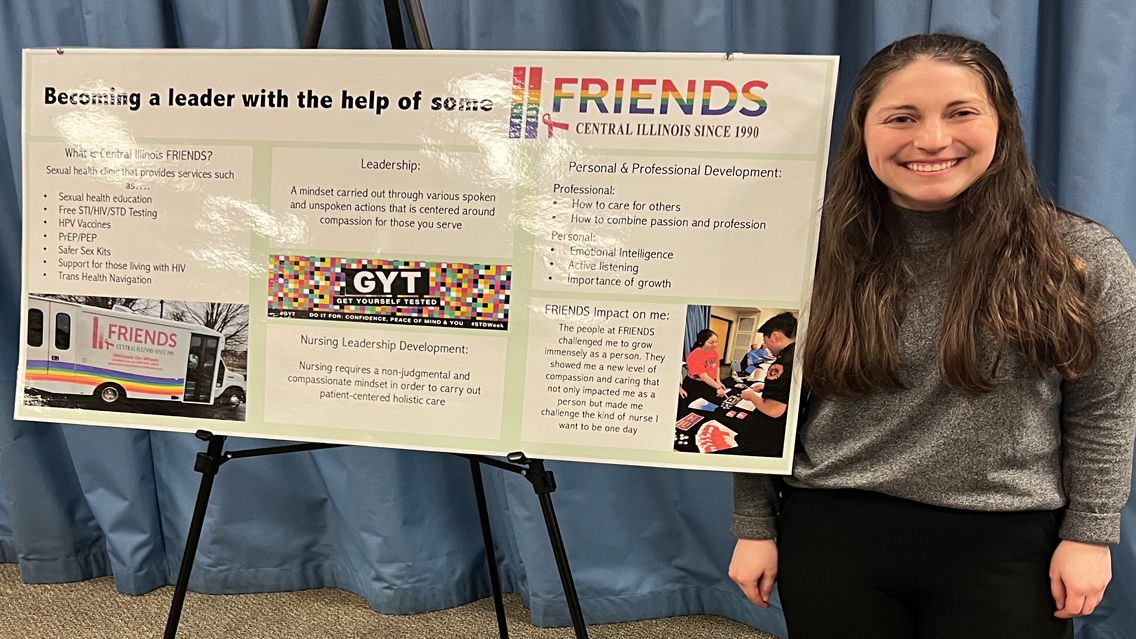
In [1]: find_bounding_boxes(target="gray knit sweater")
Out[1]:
[732,209,1136,545]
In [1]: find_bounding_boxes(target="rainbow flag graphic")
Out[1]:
[510,66,543,139]
[26,360,185,397]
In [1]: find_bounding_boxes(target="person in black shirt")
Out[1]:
[740,313,796,418]
[728,313,796,456]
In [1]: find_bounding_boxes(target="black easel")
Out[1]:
[162,431,344,639]
[162,2,590,637]
[162,431,589,638]
[462,453,590,638]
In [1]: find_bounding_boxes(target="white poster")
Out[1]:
[18,49,837,474]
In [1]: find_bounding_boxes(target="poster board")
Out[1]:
[17,49,837,474]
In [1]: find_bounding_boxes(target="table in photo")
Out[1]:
[672,373,785,458]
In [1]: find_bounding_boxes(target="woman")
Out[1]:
[729,34,1135,638]
[682,328,728,403]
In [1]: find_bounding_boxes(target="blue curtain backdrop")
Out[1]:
[683,306,711,357]
[1,1,1133,637]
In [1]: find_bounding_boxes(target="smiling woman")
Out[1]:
[863,59,998,211]
[728,33,1136,639]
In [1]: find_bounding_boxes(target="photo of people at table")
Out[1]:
[674,306,797,458]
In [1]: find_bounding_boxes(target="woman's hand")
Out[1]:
[728,538,778,608]
[716,386,728,397]
[1050,540,1112,618]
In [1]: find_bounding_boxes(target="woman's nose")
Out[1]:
[914,119,950,152]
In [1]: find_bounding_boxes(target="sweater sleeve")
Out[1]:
[1058,232,1136,544]
[730,472,780,539]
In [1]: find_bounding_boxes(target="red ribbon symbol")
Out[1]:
[542,113,568,138]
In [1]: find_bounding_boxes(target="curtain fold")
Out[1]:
[683,305,711,357]
[1,2,1132,637]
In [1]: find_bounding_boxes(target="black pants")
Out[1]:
[778,488,1073,639]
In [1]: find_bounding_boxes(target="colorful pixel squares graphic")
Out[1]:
[268,256,511,330]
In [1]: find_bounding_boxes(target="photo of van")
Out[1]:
[23,295,248,420]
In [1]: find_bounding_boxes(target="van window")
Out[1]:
[200,338,218,376]
[28,309,44,347]
[55,313,71,350]
[216,359,226,386]
[188,335,202,370]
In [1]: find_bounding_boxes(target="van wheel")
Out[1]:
[217,388,245,407]
[94,383,125,405]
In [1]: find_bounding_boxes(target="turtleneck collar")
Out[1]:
[893,205,957,248]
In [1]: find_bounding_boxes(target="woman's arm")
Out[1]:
[1052,232,1136,616]
[1056,238,1135,545]
[697,372,728,396]
[730,473,781,607]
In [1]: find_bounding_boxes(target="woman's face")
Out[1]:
[863,58,998,211]
[702,334,718,350]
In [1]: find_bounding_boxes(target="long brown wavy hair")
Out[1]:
[804,34,1098,398]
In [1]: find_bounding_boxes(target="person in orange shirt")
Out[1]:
[681,329,728,403]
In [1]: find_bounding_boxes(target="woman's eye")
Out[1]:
[953,108,979,118]
[886,115,915,124]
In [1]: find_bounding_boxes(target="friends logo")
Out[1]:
[509,66,769,139]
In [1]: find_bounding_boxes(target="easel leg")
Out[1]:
[302,0,329,48]
[382,0,407,48]
[163,432,226,639]
[527,460,589,639]
[470,458,510,638]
